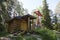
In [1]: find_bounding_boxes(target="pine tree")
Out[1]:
[42,0,52,29]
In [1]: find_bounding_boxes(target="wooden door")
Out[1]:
[20,20,28,31]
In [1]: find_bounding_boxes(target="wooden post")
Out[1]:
[28,17,30,32]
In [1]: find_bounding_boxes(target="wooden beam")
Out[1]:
[28,17,30,32]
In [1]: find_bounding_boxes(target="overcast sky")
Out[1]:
[18,0,60,14]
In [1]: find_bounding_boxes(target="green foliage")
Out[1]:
[41,19,53,29]
[35,28,57,40]
[53,24,57,30]
[0,0,11,22]
[0,16,5,33]
[37,6,43,13]
[0,21,8,37]
[53,23,60,32]
[0,16,8,37]
[15,2,24,16]
[10,36,24,40]
[0,16,2,22]
[9,35,37,40]
[52,15,58,30]
[0,32,9,37]
[57,23,60,32]
[0,24,5,32]
[54,15,57,24]
[26,36,37,40]
[42,0,52,29]
[0,24,8,37]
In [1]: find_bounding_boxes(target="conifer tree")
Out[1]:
[42,0,52,29]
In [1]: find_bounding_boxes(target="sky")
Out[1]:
[18,0,60,14]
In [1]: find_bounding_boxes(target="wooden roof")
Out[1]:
[22,14,36,19]
[7,14,36,23]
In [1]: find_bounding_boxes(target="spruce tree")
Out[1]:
[42,0,52,29]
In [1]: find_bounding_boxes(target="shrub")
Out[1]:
[26,36,37,40]
[0,24,5,32]
[35,28,57,40]
[0,23,7,37]
[10,36,24,40]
